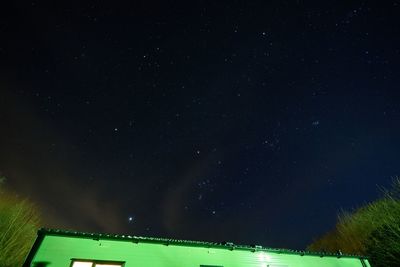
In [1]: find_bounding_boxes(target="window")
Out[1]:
[71,260,124,267]
[71,262,92,267]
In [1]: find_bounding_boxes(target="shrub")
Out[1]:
[0,178,41,267]
[364,200,400,267]
[308,178,400,266]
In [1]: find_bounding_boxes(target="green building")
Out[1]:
[25,229,371,267]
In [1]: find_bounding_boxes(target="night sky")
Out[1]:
[1,1,400,250]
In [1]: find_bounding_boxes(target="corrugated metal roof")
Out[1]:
[38,228,367,259]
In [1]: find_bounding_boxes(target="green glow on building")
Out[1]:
[24,229,371,267]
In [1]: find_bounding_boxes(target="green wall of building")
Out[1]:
[28,231,371,267]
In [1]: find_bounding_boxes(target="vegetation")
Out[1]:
[0,176,41,267]
[308,178,400,267]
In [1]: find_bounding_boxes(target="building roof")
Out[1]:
[37,228,367,259]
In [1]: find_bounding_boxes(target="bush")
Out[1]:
[366,222,400,267]
[0,177,41,267]
[308,178,400,266]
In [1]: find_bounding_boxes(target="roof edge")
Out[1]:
[38,228,368,260]
[23,230,45,267]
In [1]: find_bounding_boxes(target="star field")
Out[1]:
[1,1,400,249]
